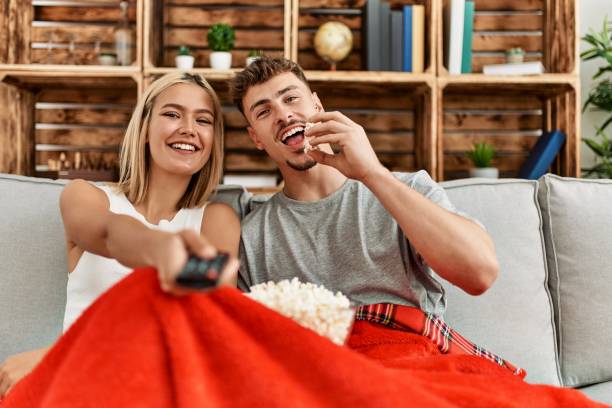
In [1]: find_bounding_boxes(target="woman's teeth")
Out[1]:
[170,143,196,151]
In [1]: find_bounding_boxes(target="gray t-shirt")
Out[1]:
[239,170,465,315]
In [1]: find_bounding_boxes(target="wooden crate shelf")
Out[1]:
[437,0,577,75]
[0,0,580,183]
[1,0,143,68]
[144,0,292,70]
[293,0,435,73]
[438,84,579,180]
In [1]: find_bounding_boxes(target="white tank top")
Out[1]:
[63,184,207,332]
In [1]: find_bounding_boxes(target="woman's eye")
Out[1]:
[197,118,212,125]
[163,112,179,118]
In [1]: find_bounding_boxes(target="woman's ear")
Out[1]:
[247,126,265,151]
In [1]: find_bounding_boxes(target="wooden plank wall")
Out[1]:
[470,0,543,73]
[160,0,286,68]
[442,92,542,179]
[30,0,137,65]
[34,86,136,179]
[0,83,34,175]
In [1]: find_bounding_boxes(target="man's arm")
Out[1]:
[306,110,499,295]
[361,168,498,295]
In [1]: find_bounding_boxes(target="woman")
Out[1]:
[0,72,240,397]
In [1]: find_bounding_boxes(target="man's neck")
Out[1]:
[281,164,347,202]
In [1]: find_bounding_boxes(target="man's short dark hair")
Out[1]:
[230,56,309,116]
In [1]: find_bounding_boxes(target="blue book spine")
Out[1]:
[461,1,475,73]
[518,130,566,179]
[402,5,412,72]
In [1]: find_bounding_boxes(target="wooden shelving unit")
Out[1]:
[0,0,580,182]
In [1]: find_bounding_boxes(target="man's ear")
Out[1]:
[247,126,265,151]
[312,92,324,112]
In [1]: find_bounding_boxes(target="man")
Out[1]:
[232,56,499,314]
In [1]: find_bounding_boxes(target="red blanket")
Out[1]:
[2,268,605,407]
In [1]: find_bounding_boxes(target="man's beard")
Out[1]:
[286,156,317,171]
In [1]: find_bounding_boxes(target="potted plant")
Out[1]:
[505,47,525,64]
[175,45,195,70]
[98,52,117,66]
[581,16,612,178]
[246,49,263,66]
[207,23,235,70]
[467,142,498,178]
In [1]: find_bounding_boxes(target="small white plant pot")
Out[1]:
[210,51,232,70]
[246,56,261,66]
[469,167,499,179]
[175,55,195,70]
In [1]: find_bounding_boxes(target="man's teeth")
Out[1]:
[171,143,196,151]
[281,126,305,142]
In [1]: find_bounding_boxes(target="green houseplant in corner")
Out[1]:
[581,16,612,178]
[207,23,235,70]
[467,142,498,178]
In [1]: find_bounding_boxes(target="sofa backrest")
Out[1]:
[538,175,612,388]
[0,174,68,362]
[440,178,561,385]
[0,173,251,362]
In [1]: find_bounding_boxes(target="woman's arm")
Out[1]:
[0,347,50,397]
[60,179,221,293]
[199,202,241,287]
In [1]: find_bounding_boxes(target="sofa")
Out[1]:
[1,172,611,405]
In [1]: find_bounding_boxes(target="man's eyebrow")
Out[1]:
[248,85,300,113]
[160,103,213,115]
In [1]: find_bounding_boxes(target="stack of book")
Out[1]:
[363,0,425,72]
[443,0,475,74]
[443,0,544,75]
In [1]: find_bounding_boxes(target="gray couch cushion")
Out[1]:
[578,382,612,406]
[538,174,612,387]
[0,174,68,362]
[441,178,560,385]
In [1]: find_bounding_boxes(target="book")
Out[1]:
[390,10,403,72]
[461,1,474,73]
[412,4,425,73]
[444,0,465,74]
[402,5,412,72]
[482,61,545,75]
[363,0,381,71]
[379,1,391,71]
[518,130,566,179]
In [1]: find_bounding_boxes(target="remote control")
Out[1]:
[175,252,229,289]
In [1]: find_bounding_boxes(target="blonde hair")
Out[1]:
[117,72,224,209]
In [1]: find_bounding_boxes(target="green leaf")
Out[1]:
[584,138,606,156]
[594,65,612,79]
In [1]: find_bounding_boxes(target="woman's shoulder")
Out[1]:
[61,179,110,208]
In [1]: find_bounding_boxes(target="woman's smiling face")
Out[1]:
[147,83,216,177]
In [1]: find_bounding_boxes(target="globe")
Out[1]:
[313,21,353,71]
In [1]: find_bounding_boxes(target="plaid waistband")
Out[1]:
[354,303,525,378]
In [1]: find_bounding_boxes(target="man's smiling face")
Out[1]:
[243,72,322,171]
